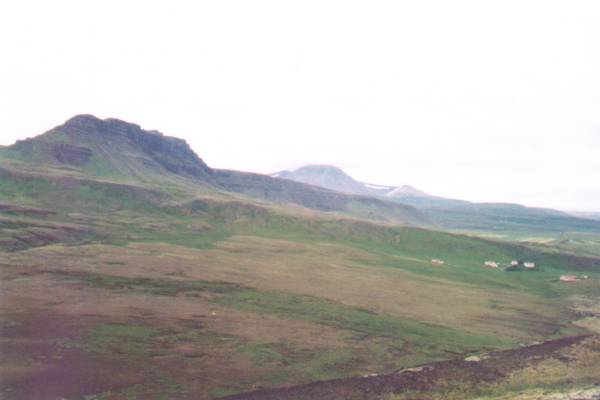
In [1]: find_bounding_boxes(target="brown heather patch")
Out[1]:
[0,235,593,399]
[9,237,563,340]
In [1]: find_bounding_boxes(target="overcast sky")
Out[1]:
[1,1,599,211]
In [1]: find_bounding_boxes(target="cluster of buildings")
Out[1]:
[430,258,592,283]
[484,260,536,270]
[484,261,592,283]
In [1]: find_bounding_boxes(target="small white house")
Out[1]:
[560,275,578,282]
[510,260,519,266]
[484,261,499,268]
[523,262,536,269]
[431,259,445,266]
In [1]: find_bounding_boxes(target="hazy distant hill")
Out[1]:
[569,211,600,221]
[273,165,430,199]
[386,184,433,199]
[0,115,429,226]
[274,165,394,197]
[274,165,600,234]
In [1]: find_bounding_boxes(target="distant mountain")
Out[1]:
[273,165,600,234]
[273,165,436,199]
[273,165,446,199]
[386,185,433,199]
[273,165,394,197]
[0,115,429,226]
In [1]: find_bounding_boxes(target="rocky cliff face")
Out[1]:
[50,143,93,166]
[55,115,212,177]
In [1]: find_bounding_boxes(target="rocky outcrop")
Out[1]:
[57,114,212,177]
[51,143,93,166]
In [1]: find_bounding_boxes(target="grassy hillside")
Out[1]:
[1,116,599,399]
[1,161,600,399]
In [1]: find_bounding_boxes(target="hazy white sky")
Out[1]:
[1,1,599,211]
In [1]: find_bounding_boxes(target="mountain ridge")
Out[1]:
[273,164,600,234]
[274,165,394,197]
[0,115,429,226]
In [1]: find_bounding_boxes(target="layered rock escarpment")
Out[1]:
[55,114,212,177]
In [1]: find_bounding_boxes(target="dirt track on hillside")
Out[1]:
[220,335,590,400]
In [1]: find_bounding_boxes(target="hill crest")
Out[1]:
[0,115,430,226]
[4,114,212,180]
